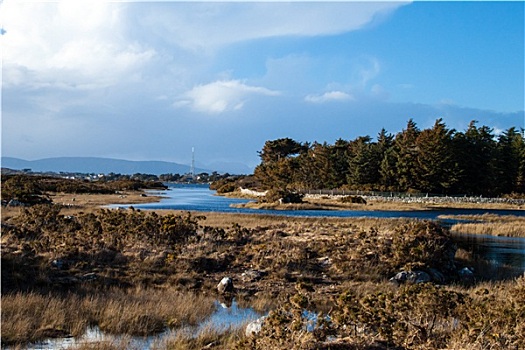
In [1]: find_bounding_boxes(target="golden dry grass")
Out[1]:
[1,191,163,220]
[1,287,216,346]
[446,214,525,237]
[3,187,524,349]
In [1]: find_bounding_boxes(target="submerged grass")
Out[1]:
[1,287,216,347]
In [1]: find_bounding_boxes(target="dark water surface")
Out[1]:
[111,184,525,272]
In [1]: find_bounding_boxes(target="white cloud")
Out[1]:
[1,1,155,89]
[305,91,355,104]
[176,80,280,114]
[139,2,406,50]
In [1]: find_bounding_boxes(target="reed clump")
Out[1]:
[447,214,525,237]
[1,287,216,347]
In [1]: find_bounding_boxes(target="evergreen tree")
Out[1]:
[392,119,420,192]
[254,138,307,190]
[330,139,350,188]
[414,119,457,193]
[296,142,332,189]
[346,136,376,188]
[374,129,395,190]
[453,121,497,195]
[494,127,525,194]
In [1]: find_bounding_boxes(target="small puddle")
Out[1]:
[18,299,265,350]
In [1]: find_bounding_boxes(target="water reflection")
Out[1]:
[113,184,525,222]
[19,299,263,350]
[453,232,525,272]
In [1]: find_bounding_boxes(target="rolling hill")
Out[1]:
[1,157,212,175]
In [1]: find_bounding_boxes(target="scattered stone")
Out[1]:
[241,269,265,282]
[51,259,68,270]
[7,199,24,207]
[81,273,97,282]
[389,270,432,285]
[459,267,475,282]
[217,277,234,294]
[317,256,332,267]
[427,268,446,284]
[245,316,266,337]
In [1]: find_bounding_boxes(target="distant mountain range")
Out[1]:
[1,157,214,175]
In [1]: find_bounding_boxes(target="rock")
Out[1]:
[427,268,446,284]
[389,270,432,285]
[241,269,265,282]
[7,199,24,207]
[217,277,234,294]
[51,259,68,270]
[459,267,474,282]
[81,273,97,282]
[245,316,266,337]
[317,256,332,267]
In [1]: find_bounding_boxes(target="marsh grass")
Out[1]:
[160,325,245,350]
[450,217,525,237]
[71,337,135,350]
[3,193,523,349]
[1,287,216,346]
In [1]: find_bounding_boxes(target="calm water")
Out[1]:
[22,300,263,350]
[116,183,525,221]
[111,183,525,271]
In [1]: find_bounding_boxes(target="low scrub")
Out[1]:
[3,200,520,349]
[239,277,525,350]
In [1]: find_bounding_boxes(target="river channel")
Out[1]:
[111,183,525,272]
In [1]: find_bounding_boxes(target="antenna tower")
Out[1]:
[190,147,195,179]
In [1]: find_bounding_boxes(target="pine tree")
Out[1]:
[374,129,395,190]
[414,119,457,193]
[494,127,525,194]
[392,119,420,192]
[346,136,378,188]
[453,121,497,196]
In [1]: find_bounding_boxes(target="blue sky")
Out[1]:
[2,1,524,173]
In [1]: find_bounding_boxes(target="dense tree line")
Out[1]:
[254,119,525,196]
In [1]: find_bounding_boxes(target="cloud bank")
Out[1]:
[1,1,522,173]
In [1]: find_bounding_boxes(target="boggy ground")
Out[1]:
[1,193,524,349]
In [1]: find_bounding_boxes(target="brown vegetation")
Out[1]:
[445,214,525,237]
[1,287,215,345]
[1,176,524,349]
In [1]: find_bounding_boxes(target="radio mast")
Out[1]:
[190,147,195,179]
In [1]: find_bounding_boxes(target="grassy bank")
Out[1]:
[2,182,524,349]
[443,214,525,237]
[1,287,216,345]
